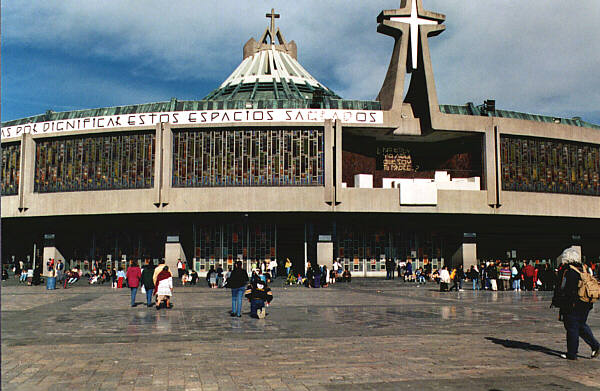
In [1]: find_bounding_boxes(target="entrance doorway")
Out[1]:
[277,224,305,276]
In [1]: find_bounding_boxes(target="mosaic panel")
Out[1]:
[1,142,20,196]
[500,135,600,196]
[34,132,155,193]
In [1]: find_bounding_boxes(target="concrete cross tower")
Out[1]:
[376,0,445,119]
[266,8,280,45]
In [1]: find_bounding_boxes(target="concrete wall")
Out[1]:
[2,115,599,221]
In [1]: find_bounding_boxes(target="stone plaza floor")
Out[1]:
[1,278,599,390]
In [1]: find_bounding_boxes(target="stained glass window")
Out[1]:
[173,128,324,187]
[500,135,600,196]
[194,223,276,271]
[1,142,20,196]
[34,132,155,193]
[335,226,444,272]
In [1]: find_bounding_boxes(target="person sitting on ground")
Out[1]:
[2,267,8,281]
[20,268,28,283]
[190,269,198,285]
[88,272,99,284]
[342,267,352,283]
[245,278,273,319]
[155,266,173,310]
[67,270,80,285]
[286,272,297,285]
[181,272,189,286]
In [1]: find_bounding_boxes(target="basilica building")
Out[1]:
[2,1,599,276]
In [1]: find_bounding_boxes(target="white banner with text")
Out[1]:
[1,109,383,140]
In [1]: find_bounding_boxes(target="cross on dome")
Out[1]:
[388,0,442,70]
[266,8,280,45]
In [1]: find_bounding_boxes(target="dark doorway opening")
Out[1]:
[277,224,305,276]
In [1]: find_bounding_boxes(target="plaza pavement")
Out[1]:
[1,278,599,390]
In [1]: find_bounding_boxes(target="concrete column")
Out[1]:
[42,247,65,277]
[153,123,163,207]
[334,119,343,204]
[494,125,503,207]
[164,239,186,276]
[452,243,477,270]
[323,119,334,204]
[161,123,173,207]
[18,133,35,212]
[484,127,498,207]
[317,242,333,269]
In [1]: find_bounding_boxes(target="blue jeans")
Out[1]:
[563,309,600,359]
[250,299,265,317]
[231,287,245,316]
[472,278,479,290]
[130,287,138,306]
[286,267,290,276]
[146,288,154,306]
[513,279,521,290]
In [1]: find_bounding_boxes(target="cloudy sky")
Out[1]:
[2,1,599,124]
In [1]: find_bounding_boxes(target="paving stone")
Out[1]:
[2,279,600,390]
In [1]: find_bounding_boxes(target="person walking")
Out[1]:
[126,260,142,307]
[56,260,65,286]
[468,265,479,290]
[207,266,217,288]
[511,262,521,291]
[226,260,249,317]
[449,267,459,291]
[522,261,535,291]
[499,264,511,291]
[155,266,173,310]
[116,267,126,288]
[111,268,117,289]
[553,255,600,360]
[439,266,450,292]
[141,259,155,307]
[153,259,167,287]
[177,258,184,280]
[488,263,498,291]
[285,258,292,277]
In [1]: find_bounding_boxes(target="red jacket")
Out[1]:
[523,265,535,278]
[126,266,142,288]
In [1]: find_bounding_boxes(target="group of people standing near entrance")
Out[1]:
[122,259,174,309]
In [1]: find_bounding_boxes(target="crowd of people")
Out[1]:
[376,258,600,293]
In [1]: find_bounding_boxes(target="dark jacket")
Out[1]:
[245,281,273,303]
[141,265,155,290]
[559,264,594,314]
[226,267,249,289]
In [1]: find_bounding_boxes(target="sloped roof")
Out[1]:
[439,103,600,130]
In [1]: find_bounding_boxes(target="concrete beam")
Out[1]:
[324,119,334,205]
[18,133,35,212]
[334,119,343,205]
[161,123,173,207]
[153,123,163,207]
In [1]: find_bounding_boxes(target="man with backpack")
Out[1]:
[552,248,600,360]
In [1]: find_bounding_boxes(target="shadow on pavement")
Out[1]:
[486,337,563,357]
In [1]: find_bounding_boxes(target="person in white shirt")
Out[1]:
[439,266,451,292]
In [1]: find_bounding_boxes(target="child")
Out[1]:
[245,279,273,319]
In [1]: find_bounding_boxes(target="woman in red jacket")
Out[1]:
[126,260,142,307]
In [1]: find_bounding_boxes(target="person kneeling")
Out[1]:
[245,280,273,319]
[155,266,173,310]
